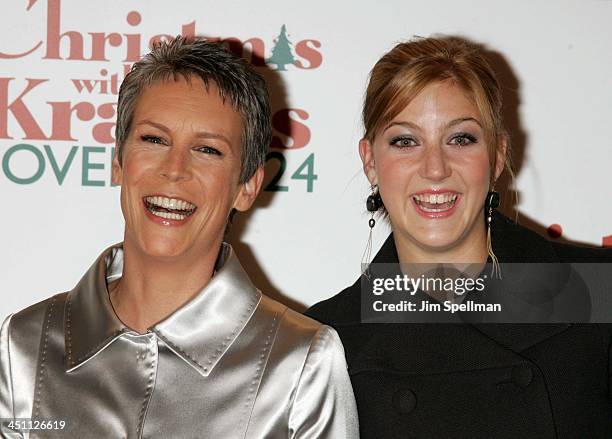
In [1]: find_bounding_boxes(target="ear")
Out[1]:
[233,166,264,212]
[111,147,123,186]
[359,138,377,186]
[493,135,508,181]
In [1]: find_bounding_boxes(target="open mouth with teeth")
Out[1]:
[413,193,459,213]
[143,196,197,221]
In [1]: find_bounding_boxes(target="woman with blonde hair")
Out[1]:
[307,36,612,438]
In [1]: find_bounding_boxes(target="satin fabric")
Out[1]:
[0,243,358,439]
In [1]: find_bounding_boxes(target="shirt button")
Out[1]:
[392,388,417,414]
[511,364,534,388]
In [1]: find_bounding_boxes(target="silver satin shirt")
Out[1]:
[0,244,358,438]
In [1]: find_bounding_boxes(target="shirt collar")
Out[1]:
[65,243,261,377]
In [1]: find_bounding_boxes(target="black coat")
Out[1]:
[306,213,612,438]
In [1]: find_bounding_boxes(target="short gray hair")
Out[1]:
[115,36,272,183]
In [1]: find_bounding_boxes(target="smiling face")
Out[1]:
[361,80,505,262]
[112,76,262,262]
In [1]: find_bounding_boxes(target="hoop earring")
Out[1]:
[362,185,383,275]
[485,190,501,279]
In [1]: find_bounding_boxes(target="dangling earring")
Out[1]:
[485,190,501,279]
[362,185,383,275]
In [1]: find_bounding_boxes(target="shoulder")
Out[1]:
[550,241,612,262]
[1,294,66,420]
[493,212,612,262]
[248,297,358,437]
[305,280,361,327]
[258,293,344,355]
[5,293,66,339]
[279,307,359,438]
[306,234,397,326]
[1,294,66,369]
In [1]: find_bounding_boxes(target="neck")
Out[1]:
[109,237,222,334]
[392,224,489,302]
[393,224,489,266]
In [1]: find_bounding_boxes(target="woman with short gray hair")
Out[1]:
[0,37,358,439]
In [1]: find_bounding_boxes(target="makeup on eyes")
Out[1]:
[448,132,478,146]
[386,131,478,149]
[194,146,222,156]
[137,132,224,157]
[389,134,418,148]
[141,134,167,144]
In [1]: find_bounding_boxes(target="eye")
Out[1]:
[141,135,166,145]
[390,135,419,148]
[194,146,222,156]
[449,133,477,147]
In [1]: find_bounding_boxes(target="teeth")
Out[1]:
[413,193,458,204]
[149,210,188,220]
[420,205,446,212]
[145,196,196,212]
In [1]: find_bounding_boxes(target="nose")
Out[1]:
[418,144,451,181]
[159,146,192,182]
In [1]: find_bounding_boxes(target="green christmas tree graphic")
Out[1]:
[267,25,296,71]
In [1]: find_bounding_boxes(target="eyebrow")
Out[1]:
[384,117,482,132]
[447,117,482,128]
[136,120,233,147]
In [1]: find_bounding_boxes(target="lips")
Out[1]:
[143,195,197,221]
[412,190,460,218]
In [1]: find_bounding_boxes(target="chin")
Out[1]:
[138,239,187,259]
[129,228,190,258]
[416,236,458,253]
[405,224,463,253]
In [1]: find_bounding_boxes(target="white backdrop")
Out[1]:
[2,0,611,320]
